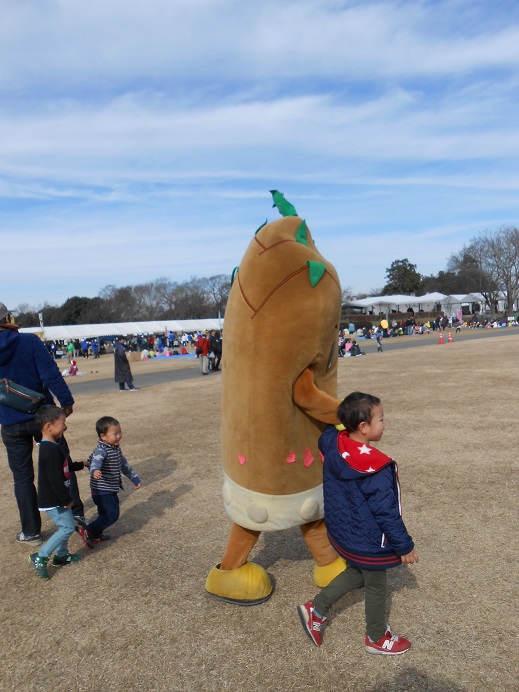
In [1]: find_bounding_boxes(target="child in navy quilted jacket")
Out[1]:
[297,391,419,655]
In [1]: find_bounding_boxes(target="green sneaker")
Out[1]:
[28,553,49,579]
[52,552,81,567]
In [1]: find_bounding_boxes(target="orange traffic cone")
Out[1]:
[448,331,453,343]
[439,331,444,344]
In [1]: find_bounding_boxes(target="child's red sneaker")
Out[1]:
[365,626,411,655]
[78,526,94,549]
[297,602,327,646]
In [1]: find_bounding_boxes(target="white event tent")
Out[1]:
[20,319,224,341]
[343,293,483,316]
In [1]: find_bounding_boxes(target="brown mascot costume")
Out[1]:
[205,191,346,604]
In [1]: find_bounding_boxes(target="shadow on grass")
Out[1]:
[129,452,178,485]
[90,484,192,542]
[250,526,313,568]
[366,667,467,692]
[118,484,192,536]
[79,453,185,520]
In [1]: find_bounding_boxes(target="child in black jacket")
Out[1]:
[28,405,81,579]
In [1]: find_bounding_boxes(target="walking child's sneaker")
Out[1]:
[297,601,327,646]
[51,552,81,567]
[90,534,110,544]
[78,526,94,549]
[16,531,43,546]
[365,626,411,655]
[28,553,49,579]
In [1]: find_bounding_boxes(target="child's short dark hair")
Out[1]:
[337,392,381,432]
[96,416,120,437]
[34,404,65,430]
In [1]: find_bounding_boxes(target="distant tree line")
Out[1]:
[356,226,519,318]
[14,226,519,327]
[14,275,231,328]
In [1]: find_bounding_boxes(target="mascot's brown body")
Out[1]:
[206,193,346,604]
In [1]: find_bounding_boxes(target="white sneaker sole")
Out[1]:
[365,645,410,655]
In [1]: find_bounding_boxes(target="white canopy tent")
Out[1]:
[343,294,443,313]
[20,318,224,341]
[343,292,483,316]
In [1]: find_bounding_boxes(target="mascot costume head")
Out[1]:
[206,191,346,604]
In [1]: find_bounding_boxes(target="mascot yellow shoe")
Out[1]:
[206,562,272,605]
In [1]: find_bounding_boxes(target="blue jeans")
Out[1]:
[1,422,84,535]
[86,493,120,537]
[38,507,75,558]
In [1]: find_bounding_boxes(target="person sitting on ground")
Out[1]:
[28,405,82,579]
[349,340,364,356]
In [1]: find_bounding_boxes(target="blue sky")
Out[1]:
[2,0,519,310]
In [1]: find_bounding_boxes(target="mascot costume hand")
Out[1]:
[205,191,346,604]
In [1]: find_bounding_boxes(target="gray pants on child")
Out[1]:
[313,562,387,642]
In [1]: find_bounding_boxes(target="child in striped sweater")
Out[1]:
[79,416,141,547]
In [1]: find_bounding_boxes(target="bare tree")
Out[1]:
[447,247,500,317]
[99,284,137,321]
[132,282,165,320]
[153,277,178,315]
[206,274,231,316]
[458,227,519,317]
[172,277,211,318]
[341,286,354,302]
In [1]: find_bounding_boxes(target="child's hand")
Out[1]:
[83,460,90,468]
[93,470,102,480]
[134,483,141,489]
[401,549,419,564]
[65,502,73,509]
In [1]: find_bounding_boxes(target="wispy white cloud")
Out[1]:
[1,0,519,308]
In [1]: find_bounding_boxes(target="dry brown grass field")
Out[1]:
[1,335,518,691]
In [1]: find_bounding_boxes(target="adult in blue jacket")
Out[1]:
[0,303,76,545]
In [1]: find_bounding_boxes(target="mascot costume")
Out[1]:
[206,191,346,605]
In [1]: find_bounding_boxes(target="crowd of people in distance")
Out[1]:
[45,329,223,365]
[338,311,519,358]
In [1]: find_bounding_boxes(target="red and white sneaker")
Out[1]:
[78,526,94,549]
[365,626,411,655]
[297,602,327,647]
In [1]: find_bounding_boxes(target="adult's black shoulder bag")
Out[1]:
[0,379,45,414]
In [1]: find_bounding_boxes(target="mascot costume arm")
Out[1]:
[206,191,346,605]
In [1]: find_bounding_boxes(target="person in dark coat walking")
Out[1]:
[114,338,138,391]
[0,301,85,545]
